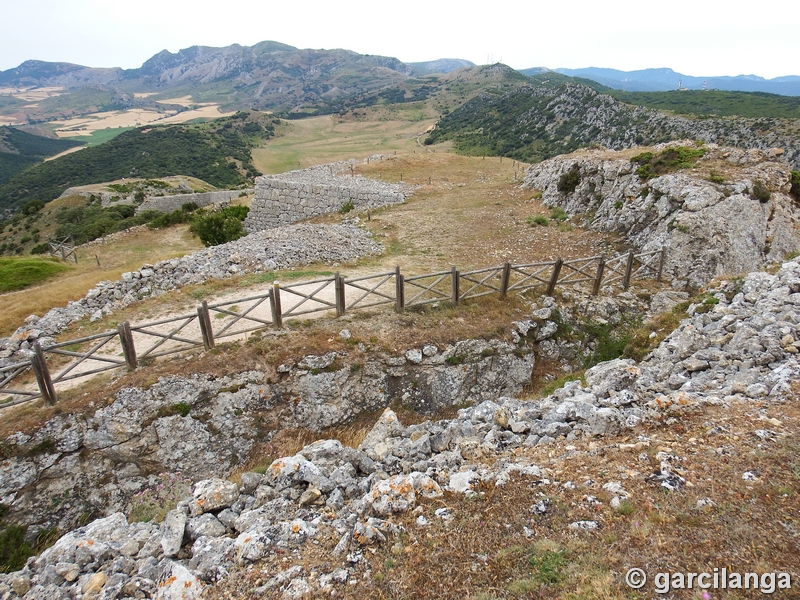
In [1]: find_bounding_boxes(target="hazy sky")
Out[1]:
[2,0,798,79]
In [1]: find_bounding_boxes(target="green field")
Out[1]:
[69,127,134,146]
[0,256,72,292]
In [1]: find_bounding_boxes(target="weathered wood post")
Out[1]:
[622,250,635,289]
[270,283,283,329]
[117,321,138,369]
[500,262,512,298]
[395,266,405,313]
[30,343,57,404]
[335,273,345,317]
[656,246,666,282]
[546,258,563,296]
[197,302,215,350]
[451,265,460,305]
[592,258,606,296]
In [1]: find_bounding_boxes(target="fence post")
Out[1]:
[117,321,138,369]
[623,250,635,289]
[197,302,215,350]
[30,343,57,404]
[451,265,460,305]
[395,266,405,313]
[335,273,345,317]
[546,258,563,296]
[270,283,283,329]
[500,262,511,298]
[656,246,666,282]
[592,258,606,296]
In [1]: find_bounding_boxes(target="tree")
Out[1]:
[189,206,249,247]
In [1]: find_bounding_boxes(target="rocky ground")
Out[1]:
[2,256,800,599]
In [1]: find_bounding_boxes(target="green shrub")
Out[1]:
[557,165,581,195]
[632,146,706,179]
[708,171,726,184]
[752,180,771,202]
[339,199,355,214]
[189,206,249,247]
[549,207,568,222]
[791,171,800,199]
[527,214,549,226]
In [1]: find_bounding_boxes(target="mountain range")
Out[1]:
[2,41,798,109]
[539,67,800,96]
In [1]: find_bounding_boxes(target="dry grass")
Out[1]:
[251,112,438,174]
[0,225,203,335]
[209,396,800,599]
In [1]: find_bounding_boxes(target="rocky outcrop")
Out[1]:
[0,337,535,533]
[4,256,800,597]
[0,223,381,363]
[523,142,800,287]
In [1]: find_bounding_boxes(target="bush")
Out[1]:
[527,215,549,226]
[557,164,581,195]
[549,207,568,222]
[791,171,800,199]
[189,206,249,247]
[339,199,355,214]
[752,180,771,202]
[632,146,707,179]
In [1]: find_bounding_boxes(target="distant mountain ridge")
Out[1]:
[407,59,475,75]
[546,67,800,96]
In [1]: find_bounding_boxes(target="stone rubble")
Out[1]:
[4,257,800,598]
[0,223,381,364]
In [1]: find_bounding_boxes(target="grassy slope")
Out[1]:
[0,256,71,292]
[0,223,203,334]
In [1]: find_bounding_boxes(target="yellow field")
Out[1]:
[252,113,444,174]
[50,104,236,137]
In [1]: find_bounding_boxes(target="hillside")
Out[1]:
[425,81,800,168]
[608,89,800,119]
[0,126,82,184]
[0,111,276,212]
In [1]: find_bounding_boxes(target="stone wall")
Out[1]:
[135,189,253,214]
[244,162,409,232]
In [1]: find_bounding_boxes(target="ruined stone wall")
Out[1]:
[244,163,408,232]
[135,189,253,214]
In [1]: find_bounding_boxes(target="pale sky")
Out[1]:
[1,0,798,79]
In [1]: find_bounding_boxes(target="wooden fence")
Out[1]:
[0,247,665,407]
[48,236,78,263]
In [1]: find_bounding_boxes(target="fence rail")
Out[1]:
[1,247,665,408]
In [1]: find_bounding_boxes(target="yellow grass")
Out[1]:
[252,112,442,174]
[0,225,203,335]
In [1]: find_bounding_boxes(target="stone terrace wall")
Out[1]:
[135,189,254,214]
[244,162,409,232]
